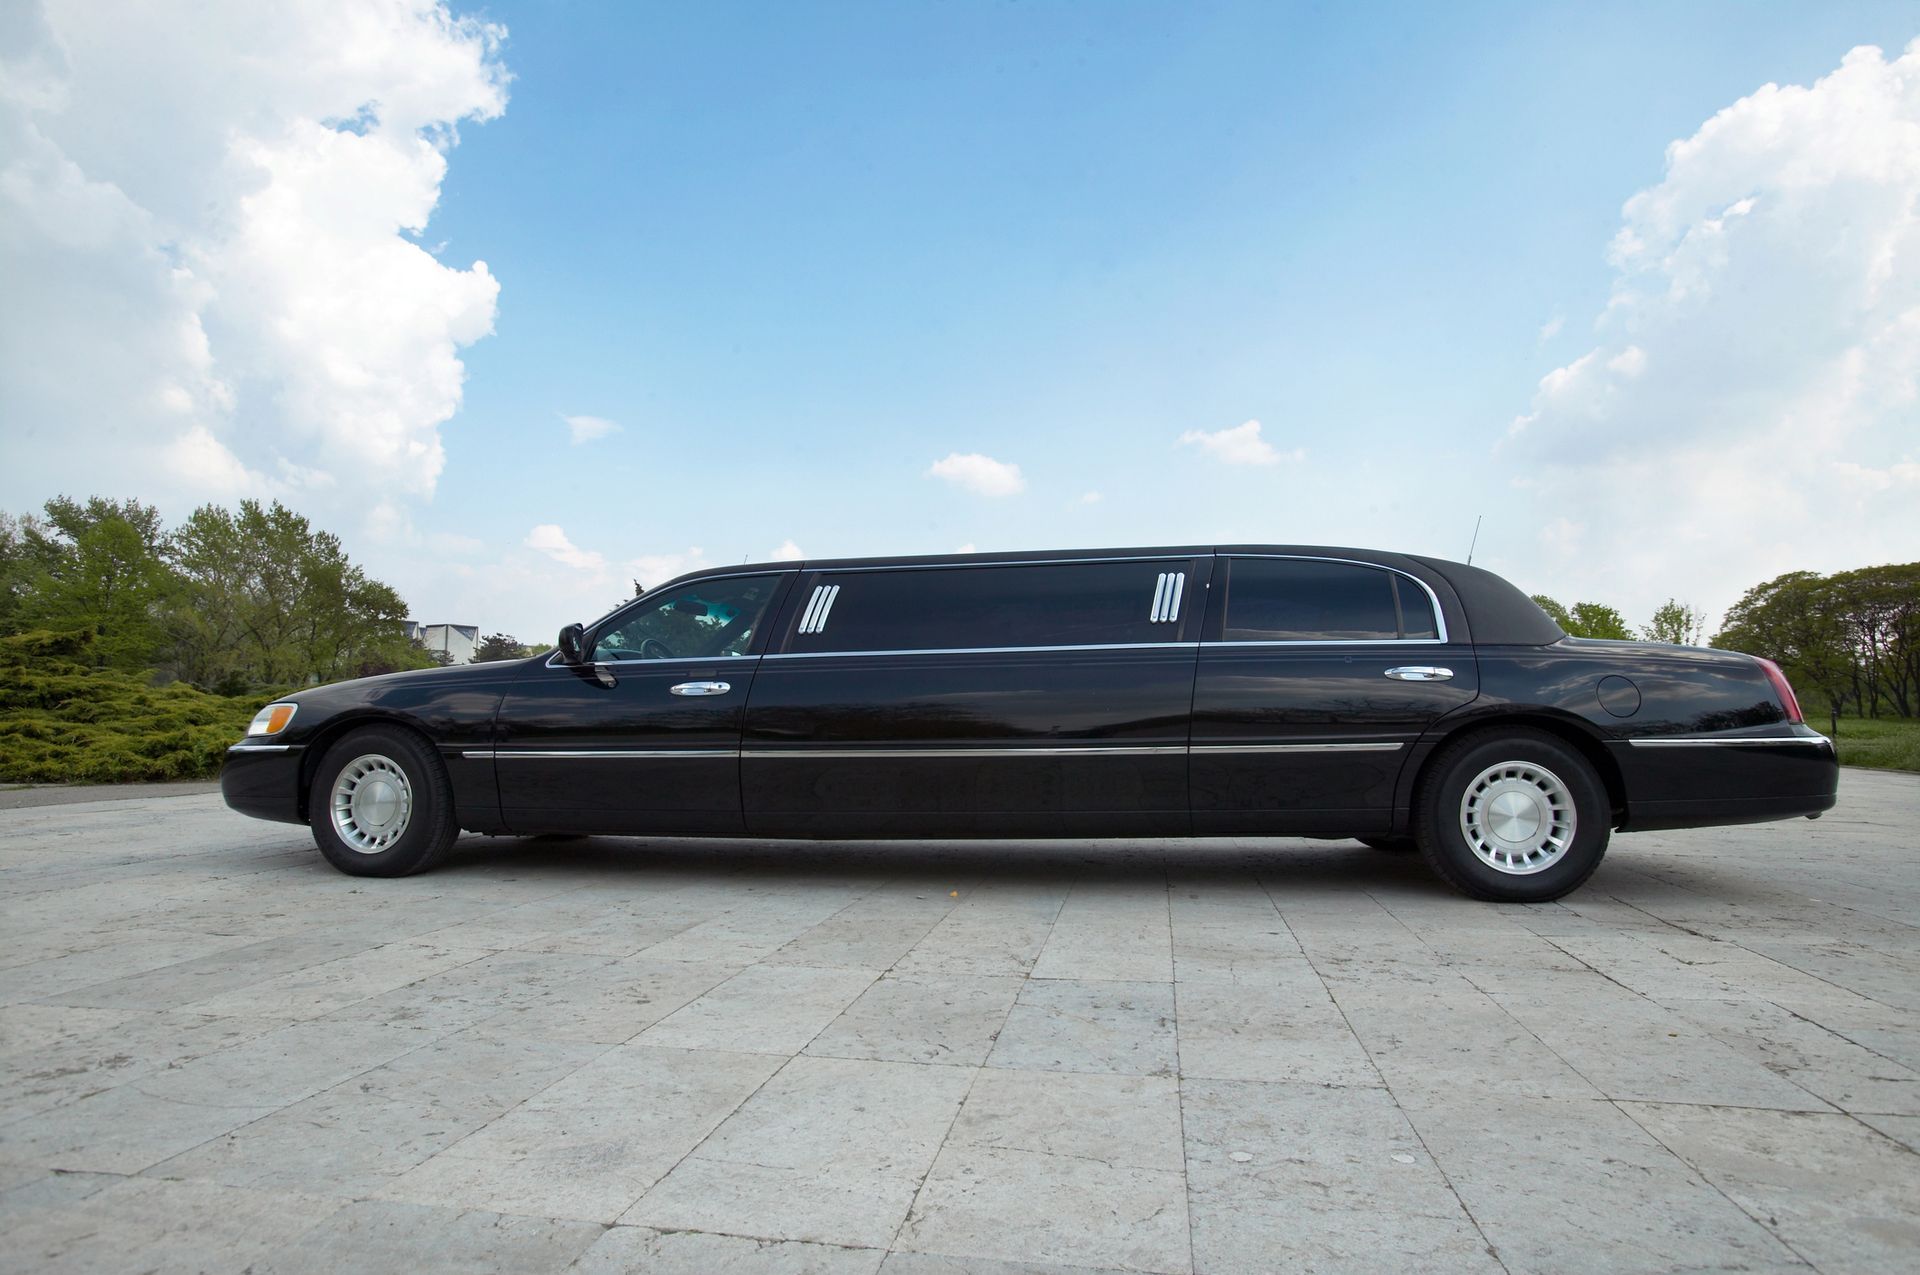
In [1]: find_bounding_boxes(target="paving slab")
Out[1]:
[0,767,1915,1272]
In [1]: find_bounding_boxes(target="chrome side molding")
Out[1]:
[1624,735,1832,748]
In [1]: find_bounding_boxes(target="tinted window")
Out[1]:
[785,560,1191,653]
[592,574,782,661]
[1396,577,1439,639]
[1223,558,1433,641]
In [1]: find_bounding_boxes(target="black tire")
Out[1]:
[308,726,458,877]
[1414,728,1610,902]
[1358,836,1416,853]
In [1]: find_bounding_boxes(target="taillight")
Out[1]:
[1755,657,1803,724]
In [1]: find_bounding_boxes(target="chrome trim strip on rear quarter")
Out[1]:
[1625,735,1833,748]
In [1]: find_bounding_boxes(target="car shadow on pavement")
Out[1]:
[334,833,1505,899]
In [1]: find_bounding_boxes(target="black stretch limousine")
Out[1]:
[222,545,1838,901]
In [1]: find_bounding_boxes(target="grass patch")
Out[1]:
[0,630,285,784]
[1827,716,1920,773]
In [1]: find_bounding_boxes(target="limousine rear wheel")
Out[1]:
[308,726,458,877]
[1416,728,1610,902]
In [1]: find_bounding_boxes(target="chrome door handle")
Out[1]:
[1385,666,1453,682]
[669,681,731,696]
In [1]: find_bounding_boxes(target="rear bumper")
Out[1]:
[1621,789,1838,832]
[220,744,308,825]
[1612,728,1839,832]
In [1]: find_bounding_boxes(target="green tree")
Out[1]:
[472,633,534,662]
[1712,570,1854,717]
[1642,598,1707,646]
[168,500,430,688]
[1826,563,1920,718]
[1566,602,1634,640]
[0,512,30,636]
[14,496,177,669]
[1530,594,1634,639]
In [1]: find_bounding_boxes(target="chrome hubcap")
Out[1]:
[1459,760,1575,875]
[330,754,413,854]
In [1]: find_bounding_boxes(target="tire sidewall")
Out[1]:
[309,726,448,877]
[1419,729,1609,902]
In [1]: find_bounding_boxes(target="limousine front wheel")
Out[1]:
[1416,729,1610,902]
[308,726,458,877]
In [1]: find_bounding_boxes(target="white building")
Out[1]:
[405,621,479,664]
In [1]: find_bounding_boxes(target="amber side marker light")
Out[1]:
[247,703,298,737]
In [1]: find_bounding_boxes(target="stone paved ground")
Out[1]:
[2,770,1917,1274]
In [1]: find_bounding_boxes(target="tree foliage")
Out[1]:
[0,494,434,695]
[1642,598,1707,646]
[1712,564,1920,718]
[11,497,177,670]
[1531,594,1635,640]
[472,633,537,662]
[169,500,427,689]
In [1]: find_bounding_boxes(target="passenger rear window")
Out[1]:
[1223,559,1436,641]
[784,560,1193,653]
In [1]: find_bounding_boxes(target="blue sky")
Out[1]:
[5,1,1919,640]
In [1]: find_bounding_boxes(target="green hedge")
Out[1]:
[0,630,285,784]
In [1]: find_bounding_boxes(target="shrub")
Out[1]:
[0,630,283,784]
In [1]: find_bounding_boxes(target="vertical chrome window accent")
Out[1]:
[797,585,829,634]
[1150,571,1185,623]
[811,584,841,633]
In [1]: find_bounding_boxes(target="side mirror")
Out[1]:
[557,623,586,664]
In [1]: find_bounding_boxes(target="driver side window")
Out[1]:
[591,575,782,662]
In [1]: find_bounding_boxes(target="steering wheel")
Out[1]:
[640,636,677,660]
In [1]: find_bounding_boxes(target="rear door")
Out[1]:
[742,556,1207,837]
[492,572,792,834]
[1190,555,1478,834]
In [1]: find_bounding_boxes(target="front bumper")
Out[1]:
[220,743,309,825]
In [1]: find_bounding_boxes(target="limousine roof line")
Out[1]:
[659,543,1433,586]
[636,543,1561,649]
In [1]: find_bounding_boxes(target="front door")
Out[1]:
[1190,555,1479,834]
[493,572,792,834]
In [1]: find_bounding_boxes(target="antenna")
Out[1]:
[1466,515,1483,565]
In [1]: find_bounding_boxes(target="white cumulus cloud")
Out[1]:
[768,539,805,561]
[0,0,507,527]
[927,452,1025,497]
[525,524,607,575]
[1496,40,1920,625]
[1177,419,1302,466]
[564,414,620,445]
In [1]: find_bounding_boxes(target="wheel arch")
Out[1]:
[1403,710,1628,830]
[295,711,441,822]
